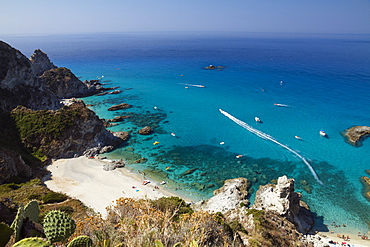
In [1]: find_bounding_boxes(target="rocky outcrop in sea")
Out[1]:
[343,126,370,147]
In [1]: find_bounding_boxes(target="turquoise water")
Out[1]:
[4,32,370,234]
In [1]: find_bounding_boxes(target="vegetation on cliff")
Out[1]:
[10,105,81,160]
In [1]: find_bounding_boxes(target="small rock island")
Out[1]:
[343,126,370,147]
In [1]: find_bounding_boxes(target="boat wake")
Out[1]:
[219,109,324,185]
[179,83,205,88]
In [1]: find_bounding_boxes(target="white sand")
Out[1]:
[43,156,181,217]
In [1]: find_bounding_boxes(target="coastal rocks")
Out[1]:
[360,175,370,202]
[29,49,57,76]
[40,67,105,98]
[252,175,314,234]
[194,178,250,214]
[107,103,132,111]
[107,116,131,122]
[138,126,153,135]
[0,41,60,112]
[113,131,130,142]
[343,126,370,147]
[0,147,33,184]
[11,101,126,159]
[103,159,125,171]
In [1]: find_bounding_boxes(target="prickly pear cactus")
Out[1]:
[43,210,76,243]
[12,237,52,247]
[24,200,40,223]
[154,240,165,247]
[0,222,13,247]
[10,205,25,242]
[66,236,93,247]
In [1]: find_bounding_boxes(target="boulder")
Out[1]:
[344,126,370,147]
[138,126,153,135]
[107,103,131,111]
[252,176,314,233]
[194,177,250,214]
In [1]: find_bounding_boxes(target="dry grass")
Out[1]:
[72,197,243,247]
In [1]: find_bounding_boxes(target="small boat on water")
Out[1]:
[319,130,327,137]
[274,103,289,107]
[295,136,302,140]
[255,117,262,122]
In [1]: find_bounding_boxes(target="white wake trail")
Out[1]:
[219,109,324,185]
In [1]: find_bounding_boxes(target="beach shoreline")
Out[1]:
[43,156,192,217]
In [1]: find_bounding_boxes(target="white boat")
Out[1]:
[274,103,289,107]
[319,130,327,137]
[295,136,302,140]
[255,117,262,123]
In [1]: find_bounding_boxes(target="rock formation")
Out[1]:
[0,41,60,112]
[252,176,314,234]
[0,147,32,184]
[107,103,132,111]
[29,49,57,76]
[361,176,370,202]
[193,176,316,245]
[344,126,370,147]
[194,177,250,213]
[138,126,153,135]
[10,100,126,159]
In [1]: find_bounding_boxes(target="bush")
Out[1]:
[150,196,193,219]
[42,192,67,203]
[57,205,74,214]
[28,194,42,200]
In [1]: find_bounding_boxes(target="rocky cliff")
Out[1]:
[194,176,317,246]
[0,41,127,183]
[0,41,60,112]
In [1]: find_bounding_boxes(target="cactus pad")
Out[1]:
[12,237,52,247]
[10,205,25,242]
[24,200,40,223]
[67,236,93,247]
[0,222,13,247]
[43,210,76,243]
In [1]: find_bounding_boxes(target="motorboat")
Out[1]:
[319,130,327,137]
[255,117,262,122]
[295,136,302,140]
[274,103,289,107]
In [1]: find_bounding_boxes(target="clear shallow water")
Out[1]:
[3,32,370,234]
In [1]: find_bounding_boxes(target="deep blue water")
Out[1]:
[3,32,370,234]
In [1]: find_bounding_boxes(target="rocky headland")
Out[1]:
[343,126,370,147]
[0,41,128,183]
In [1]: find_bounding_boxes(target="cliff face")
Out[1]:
[194,176,315,246]
[40,67,104,98]
[29,49,57,76]
[0,41,60,112]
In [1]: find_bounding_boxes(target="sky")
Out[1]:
[1,0,370,35]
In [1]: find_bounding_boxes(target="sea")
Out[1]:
[3,32,370,235]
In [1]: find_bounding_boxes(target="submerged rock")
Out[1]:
[138,126,153,135]
[107,103,132,111]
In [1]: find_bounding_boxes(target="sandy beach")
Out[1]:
[43,156,185,217]
[317,231,370,247]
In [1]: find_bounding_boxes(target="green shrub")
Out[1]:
[28,194,42,200]
[42,192,67,203]
[57,205,74,214]
[150,196,193,219]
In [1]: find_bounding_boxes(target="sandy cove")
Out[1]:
[43,156,185,217]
